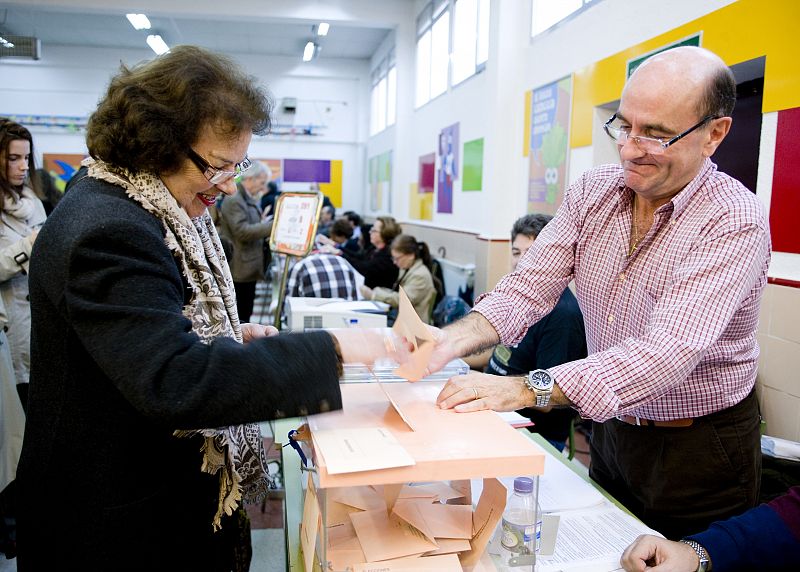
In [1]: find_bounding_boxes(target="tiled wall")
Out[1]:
[757,283,800,441]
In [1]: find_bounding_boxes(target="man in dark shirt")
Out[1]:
[467,214,587,450]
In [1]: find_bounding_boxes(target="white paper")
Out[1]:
[536,505,661,571]
[538,453,606,513]
[312,427,416,474]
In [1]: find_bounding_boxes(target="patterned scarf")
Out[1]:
[84,157,271,531]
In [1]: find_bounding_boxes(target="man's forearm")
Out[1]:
[445,311,500,358]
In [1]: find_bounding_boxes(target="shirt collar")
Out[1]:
[616,157,716,219]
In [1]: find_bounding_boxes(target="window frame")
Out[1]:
[370,49,396,136]
[414,0,490,109]
[530,0,598,38]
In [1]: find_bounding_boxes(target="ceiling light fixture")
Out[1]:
[317,22,330,36]
[146,34,170,55]
[126,13,152,30]
[302,41,316,62]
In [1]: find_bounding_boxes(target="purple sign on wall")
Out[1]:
[283,159,331,183]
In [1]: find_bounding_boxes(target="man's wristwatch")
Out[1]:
[680,539,711,572]
[524,369,554,407]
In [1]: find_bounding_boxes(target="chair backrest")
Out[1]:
[425,288,438,324]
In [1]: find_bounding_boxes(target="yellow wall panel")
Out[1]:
[570,0,800,148]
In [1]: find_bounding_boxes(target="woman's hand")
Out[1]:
[330,328,413,367]
[360,285,373,299]
[241,323,279,343]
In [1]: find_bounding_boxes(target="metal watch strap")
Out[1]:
[680,539,710,572]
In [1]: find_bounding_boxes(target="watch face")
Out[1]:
[529,370,553,390]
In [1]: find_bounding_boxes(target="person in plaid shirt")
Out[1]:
[285,253,359,300]
[432,47,771,540]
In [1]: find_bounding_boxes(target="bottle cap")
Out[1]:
[513,477,533,493]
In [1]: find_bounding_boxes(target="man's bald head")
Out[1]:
[626,46,736,120]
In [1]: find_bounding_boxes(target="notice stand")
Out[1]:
[268,191,323,330]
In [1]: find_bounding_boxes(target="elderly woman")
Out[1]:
[15,46,396,570]
[362,234,441,324]
[219,158,272,322]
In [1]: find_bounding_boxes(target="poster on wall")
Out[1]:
[437,123,459,213]
[42,153,87,192]
[408,183,433,221]
[282,158,342,207]
[528,76,572,215]
[368,151,392,212]
[462,137,484,191]
[419,152,435,194]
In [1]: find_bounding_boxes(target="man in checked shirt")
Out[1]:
[431,46,771,540]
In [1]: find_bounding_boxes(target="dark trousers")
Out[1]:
[233,281,257,324]
[589,389,761,540]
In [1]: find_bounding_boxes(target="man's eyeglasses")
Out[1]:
[187,148,251,185]
[603,113,718,155]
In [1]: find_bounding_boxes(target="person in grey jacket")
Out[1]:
[219,159,272,322]
[0,119,46,411]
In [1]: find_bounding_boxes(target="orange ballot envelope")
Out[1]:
[392,287,436,381]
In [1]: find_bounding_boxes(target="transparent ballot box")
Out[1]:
[295,379,546,571]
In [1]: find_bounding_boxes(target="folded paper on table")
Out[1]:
[312,427,415,474]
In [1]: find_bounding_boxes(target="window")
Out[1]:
[452,0,490,85]
[370,50,396,135]
[531,0,595,37]
[415,0,490,107]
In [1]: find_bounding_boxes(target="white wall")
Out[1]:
[0,44,371,213]
[382,0,738,238]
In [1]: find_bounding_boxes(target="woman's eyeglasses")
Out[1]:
[187,148,251,184]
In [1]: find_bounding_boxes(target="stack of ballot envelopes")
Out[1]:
[301,289,546,571]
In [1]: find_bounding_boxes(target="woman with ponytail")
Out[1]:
[362,234,441,324]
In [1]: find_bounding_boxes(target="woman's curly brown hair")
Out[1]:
[86,45,272,174]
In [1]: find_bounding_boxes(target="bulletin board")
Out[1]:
[269,191,323,257]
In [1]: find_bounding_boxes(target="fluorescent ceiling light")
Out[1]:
[317,22,330,36]
[146,34,170,55]
[126,13,151,30]
[303,41,316,62]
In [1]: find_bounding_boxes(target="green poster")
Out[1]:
[462,137,484,191]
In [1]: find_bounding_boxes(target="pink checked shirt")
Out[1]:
[473,159,771,422]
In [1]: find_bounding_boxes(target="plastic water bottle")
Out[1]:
[500,477,541,567]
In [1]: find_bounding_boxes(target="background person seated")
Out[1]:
[334,216,400,289]
[463,213,587,451]
[317,204,335,237]
[317,217,360,255]
[285,253,359,300]
[362,234,441,325]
